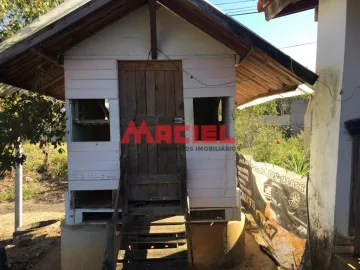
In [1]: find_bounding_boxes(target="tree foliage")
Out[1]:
[0,93,66,177]
[0,0,64,42]
[0,0,65,178]
[243,95,310,117]
[235,98,310,176]
[245,100,278,117]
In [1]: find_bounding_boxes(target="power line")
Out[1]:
[225,9,258,14]
[214,0,256,5]
[228,11,259,16]
[223,6,256,12]
[279,42,316,49]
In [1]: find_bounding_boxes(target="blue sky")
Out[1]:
[207,0,318,71]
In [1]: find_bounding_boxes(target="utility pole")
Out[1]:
[15,143,23,230]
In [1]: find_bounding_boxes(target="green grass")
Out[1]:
[22,143,68,180]
[0,182,42,202]
[0,143,68,203]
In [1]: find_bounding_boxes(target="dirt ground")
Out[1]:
[236,233,278,270]
[0,202,64,270]
[0,202,277,270]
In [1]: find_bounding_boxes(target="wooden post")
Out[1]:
[148,0,157,59]
[105,221,117,270]
[15,144,23,230]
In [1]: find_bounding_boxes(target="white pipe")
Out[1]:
[15,144,23,230]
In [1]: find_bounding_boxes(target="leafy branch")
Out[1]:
[0,92,66,178]
[0,0,64,42]
[0,0,65,178]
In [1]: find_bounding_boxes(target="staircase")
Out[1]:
[117,201,189,270]
[103,152,190,270]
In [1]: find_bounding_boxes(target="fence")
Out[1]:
[237,153,307,269]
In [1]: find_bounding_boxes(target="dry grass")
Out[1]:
[0,143,68,203]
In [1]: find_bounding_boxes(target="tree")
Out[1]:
[0,0,64,42]
[247,99,278,116]
[0,0,65,178]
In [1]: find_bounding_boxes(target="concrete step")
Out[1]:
[123,224,186,235]
[128,205,182,216]
[127,215,185,226]
[125,235,187,245]
[118,246,187,261]
[116,260,189,270]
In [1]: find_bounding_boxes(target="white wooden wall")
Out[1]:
[65,60,120,191]
[184,96,236,208]
[64,5,238,209]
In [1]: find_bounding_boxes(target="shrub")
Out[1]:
[235,107,309,176]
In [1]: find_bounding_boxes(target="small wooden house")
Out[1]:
[0,0,317,269]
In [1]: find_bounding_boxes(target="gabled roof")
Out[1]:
[0,0,318,104]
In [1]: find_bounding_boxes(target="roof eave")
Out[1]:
[0,0,318,103]
[185,0,318,85]
[263,0,319,21]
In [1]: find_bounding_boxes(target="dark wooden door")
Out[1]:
[119,61,186,202]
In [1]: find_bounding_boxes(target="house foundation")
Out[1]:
[61,222,121,270]
[188,216,245,270]
[61,213,245,270]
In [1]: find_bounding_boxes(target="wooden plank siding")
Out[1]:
[65,59,121,191]
[184,94,236,208]
[64,5,237,208]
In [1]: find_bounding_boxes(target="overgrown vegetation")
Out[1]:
[0,0,66,179]
[0,93,66,178]
[0,143,68,202]
[235,98,310,176]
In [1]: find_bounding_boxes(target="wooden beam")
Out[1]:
[239,84,298,105]
[314,6,319,22]
[264,0,293,21]
[265,0,319,21]
[148,0,157,59]
[31,48,62,67]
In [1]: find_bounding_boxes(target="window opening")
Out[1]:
[71,99,110,142]
[193,97,230,141]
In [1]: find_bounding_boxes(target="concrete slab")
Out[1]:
[61,221,120,270]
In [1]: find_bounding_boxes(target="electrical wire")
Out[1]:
[158,48,275,88]
[223,6,256,12]
[317,79,359,103]
[306,176,313,270]
[158,47,359,106]
[227,9,259,15]
[214,0,256,5]
[280,42,316,50]
[157,48,237,87]
[228,11,259,16]
[287,57,359,103]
